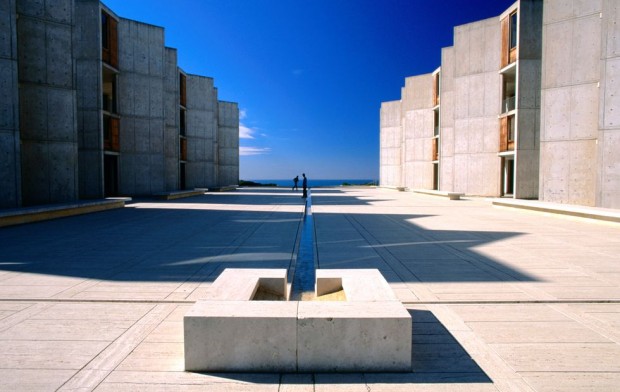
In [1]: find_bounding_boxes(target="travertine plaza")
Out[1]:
[380,0,619,209]
[1,0,240,209]
[1,0,620,391]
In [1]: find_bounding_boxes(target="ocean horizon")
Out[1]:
[242,179,378,187]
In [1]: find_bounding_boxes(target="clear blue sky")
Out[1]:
[103,0,515,180]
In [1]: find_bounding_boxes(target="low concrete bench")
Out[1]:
[414,189,464,200]
[153,190,205,200]
[184,268,411,372]
[0,199,125,228]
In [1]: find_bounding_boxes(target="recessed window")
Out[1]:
[509,12,518,49]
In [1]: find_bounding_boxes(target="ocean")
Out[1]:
[243,179,378,187]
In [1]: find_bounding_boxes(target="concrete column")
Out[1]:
[0,0,21,208]
[74,0,104,199]
[379,101,402,187]
[185,75,217,188]
[17,0,79,206]
[163,48,179,191]
[439,47,456,192]
[401,74,434,190]
[117,18,166,195]
[217,101,239,187]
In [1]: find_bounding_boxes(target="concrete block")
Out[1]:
[453,154,468,193]
[148,27,164,77]
[0,61,18,129]
[297,301,411,372]
[454,25,470,77]
[48,142,78,202]
[540,141,569,203]
[17,16,46,84]
[117,19,133,71]
[515,148,540,199]
[0,7,15,59]
[570,83,599,139]
[440,47,455,92]
[518,0,543,60]
[469,117,484,153]
[483,72,501,116]
[18,85,47,140]
[517,109,539,151]
[541,86,570,141]
[468,74,485,117]
[483,116,499,152]
[132,74,151,117]
[542,21,573,88]
[0,132,19,208]
[454,118,469,154]
[75,60,100,110]
[47,88,76,142]
[134,22,150,75]
[603,57,620,127]
[134,118,149,153]
[380,101,401,128]
[572,14,602,84]
[468,24,485,74]
[149,79,164,117]
[16,0,45,18]
[603,0,620,57]
[46,23,74,88]
[149,118,164,153]
[149,153,165,193]
[316,269,399,302]
[483,22,500,71]
[440,156,454,191]
[441,126,455,156]
[47,0,71,26]
[568,140,597,205]
[184,300,298,372]
[518,60,542,110]
[600,131,620,208]
[20,140,49,205]
[119,117,135,152]
[454,76,469,119]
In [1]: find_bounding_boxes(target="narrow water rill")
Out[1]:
[183,189,412,372]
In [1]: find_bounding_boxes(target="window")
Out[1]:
[101,13,109,49]
[101,11,118,68]
[509,12,518,50]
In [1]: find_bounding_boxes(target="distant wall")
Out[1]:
[218,101,240,186]
[379,100,402,187]
[401,74,434,190]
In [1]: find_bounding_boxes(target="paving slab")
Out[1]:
[0,188,618,391]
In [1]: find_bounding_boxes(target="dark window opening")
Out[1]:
[509,12,518,50]
[180,109,186,136]
[101,13,109,49]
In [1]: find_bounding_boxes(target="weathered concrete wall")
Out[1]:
[74,0,104,199]
[217,101,239,186]
[379,100,402,187]
[164,48,179,191]
[515,0,543,199]
[540,0,602,206]
[439,47,456,192]
[0,0,21,208]
[186,75,218,188]
[452,17,502,196]
[598,0,620,208]
[117,18,166,195]
[401,74,434,190]
[17,0,79,206]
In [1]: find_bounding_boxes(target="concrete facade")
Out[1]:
[0,0,20,208]
[381,0,618,208]
[540,0,620,208]
[0,0,239,208]
[17,0,79,206]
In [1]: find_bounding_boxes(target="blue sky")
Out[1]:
[103,0,515,180]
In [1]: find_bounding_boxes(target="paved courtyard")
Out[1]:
[0,188,619,391]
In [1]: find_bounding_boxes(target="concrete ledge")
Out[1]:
[297,301,412,372]
[206,186,238,192]
[205,268,288,301]
[414,189,464,200]
[184,300,298,372]
[184,268,411,373]
[0,199,126,228]
[153,190,205,200]
[492,199,620,223]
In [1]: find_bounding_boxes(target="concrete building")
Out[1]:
[0,0,239,208]
[380,0,619,209]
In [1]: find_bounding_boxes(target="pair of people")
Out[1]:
[292,174,308,198]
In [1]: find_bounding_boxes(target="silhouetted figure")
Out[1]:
[302,173,308,198]
[293,176,299,191]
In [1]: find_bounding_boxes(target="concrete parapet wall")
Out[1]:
[379,100,402,187]
[217,101,239,186]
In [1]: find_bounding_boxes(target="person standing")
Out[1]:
[302,173,308,198]
[293,176,299,191]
